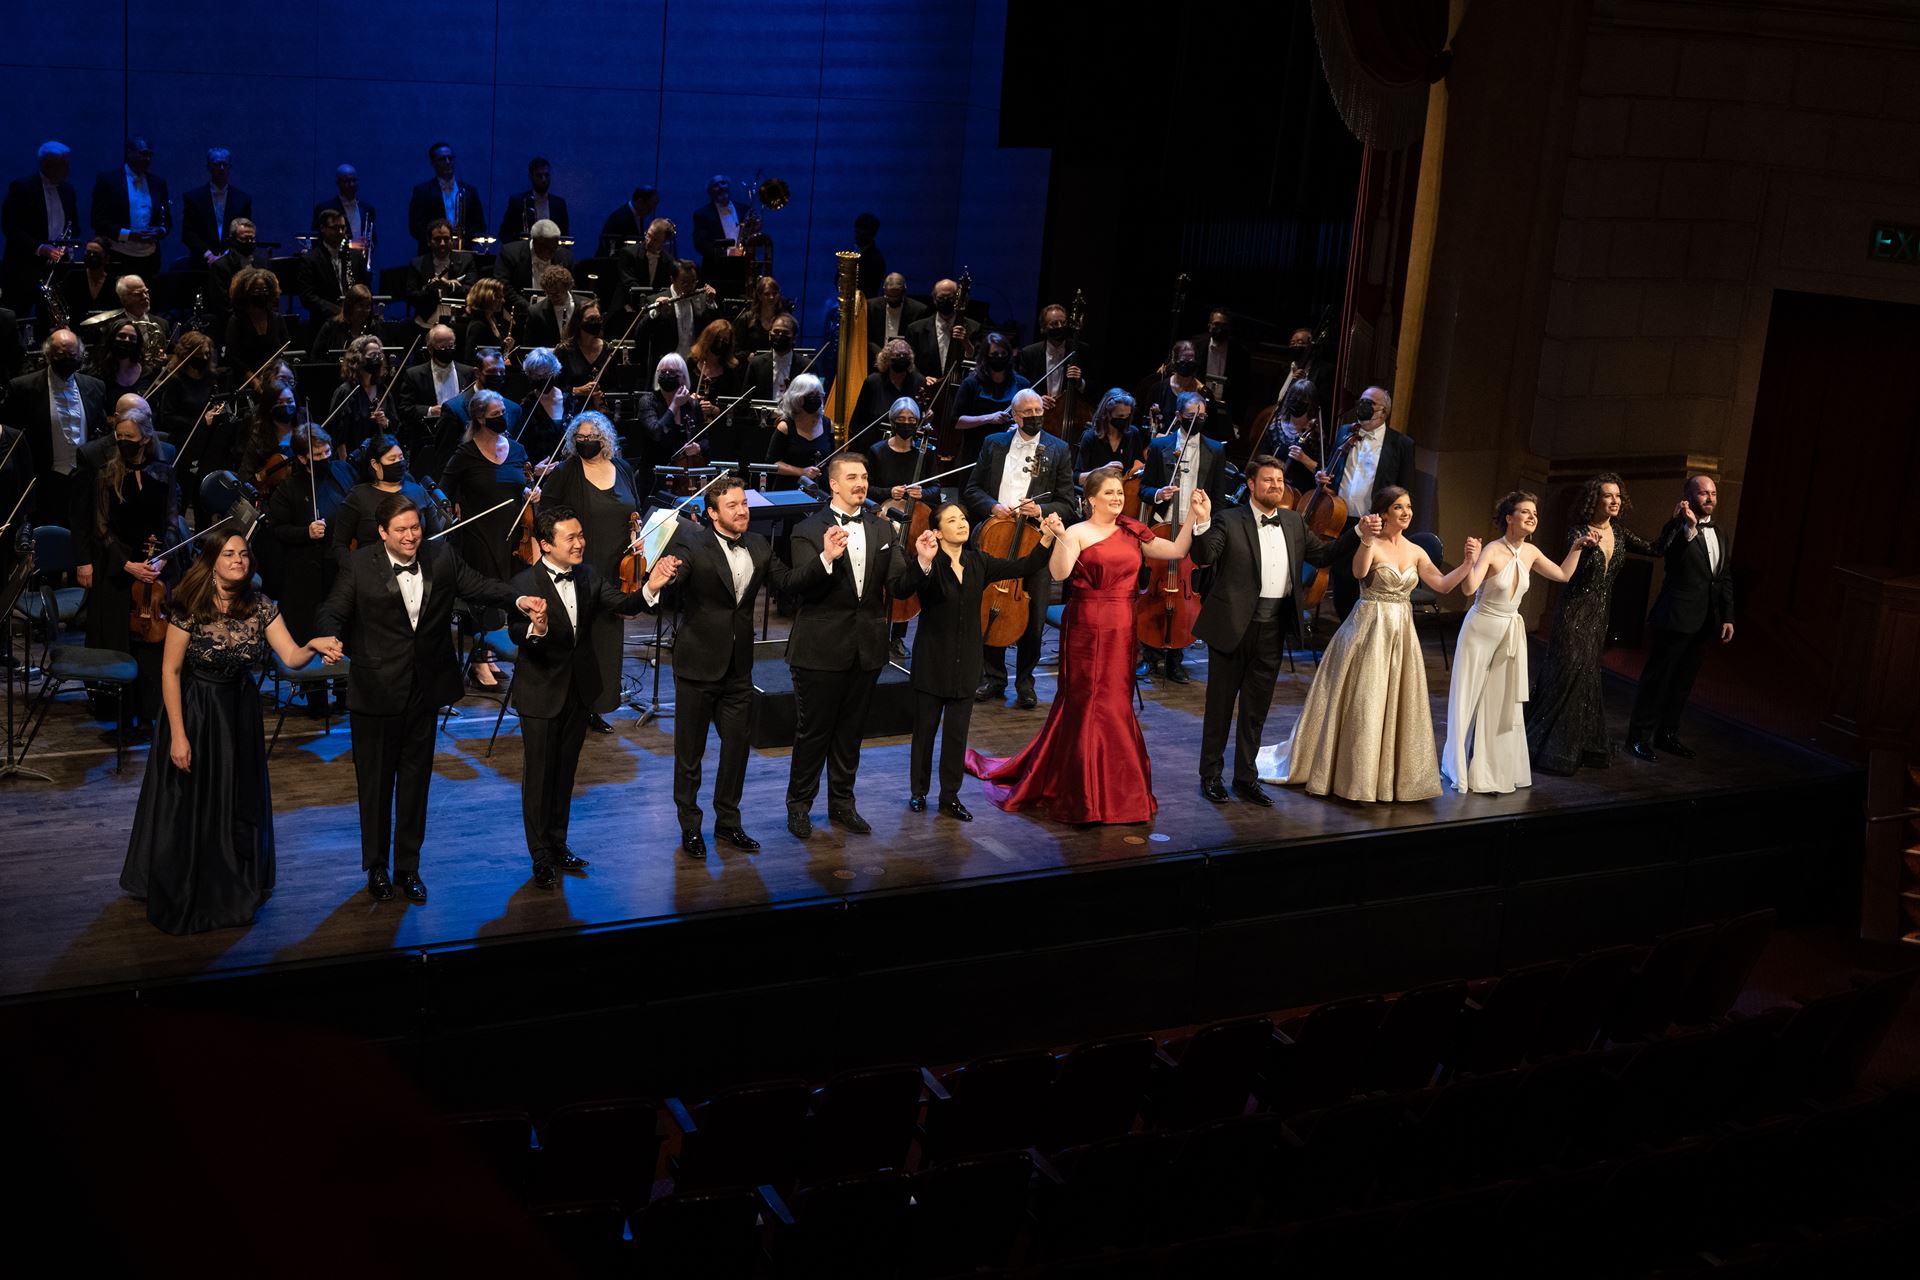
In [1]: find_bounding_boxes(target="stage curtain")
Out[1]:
[1310,0,1452,150]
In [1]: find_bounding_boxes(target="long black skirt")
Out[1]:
[120,669,276,934]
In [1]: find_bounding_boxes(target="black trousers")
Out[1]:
[1627,622,1713,743]
[1199,611,1288,785]
[1330,516,1362,620]
[911,689,973,803]
[521,687,589,865]
[982,563,1049,686]
[787,664,880,807]
[349,686,437,875]
[673,656,754,834]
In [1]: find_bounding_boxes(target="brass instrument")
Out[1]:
[737,173,790,294]
[38,220,75,335]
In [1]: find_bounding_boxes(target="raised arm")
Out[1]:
[1417,537,1483,596]
[1143,488,1207,561]
[1462,540,1499,596]
[1529,530,1599,585]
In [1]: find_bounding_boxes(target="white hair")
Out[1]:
[521,346,561,381]
[1012,388,1044,413]
[115,275,145,303]
[564,411,620,461]
[38,141,70,162]
[530,218,561,240]
[780,373,824,422]
[462,390,506,442]
[654,352,689,393]
[888,396,921,421]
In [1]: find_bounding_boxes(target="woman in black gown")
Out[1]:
[223,266,290,374]
[536,410,641,731]
[330,434,446,569]
[1526,472,1658,775]
[325,334,396,452]
[121,530,329,934]
[440,388,533,688]
[517,346,568,462]
[89,401,180,729]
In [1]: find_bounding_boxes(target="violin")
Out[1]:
[128,533,171,644]
[515,460,541,565]
[1133,417,1202,654]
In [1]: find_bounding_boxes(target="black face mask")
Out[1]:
[658,375,681,392]
[85,252,105,269]
[430,348,454,364]
[116,440,144,463]
[376,456,405,481]
[270,403,296,423]
[888,355,911,373]
[479,368,505,389]
[985,353,1011,371]
[891,420,917,437]
[1284,394,1313,417]
[113,339,140,357]
[234,242,255,255]
[574,438,602,459]
[1019,416,1045,435]
[1109,415,1133,431]
[1210,326,1230,343]
[934,296,956,315]
[1289,345,1312,364]
[48,355,80,378]
[771,334,795,353]
[1173,357,1198,376]
[581,318,604,336]
[800,393,824,414]
[1045,328,1068,344]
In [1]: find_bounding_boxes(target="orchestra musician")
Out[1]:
[179,146,251,268]
[6,327,107,529]
[555,300,610,403]
[309,283,380,358]
[616,216,677,308]
[407,141,486,254]
[689,318,749,462]
[634,351,703,491]
[330,434,447,567]
[325,334,396,450]
[598,184,659,258]
[460,277,519,366]
[872,272,928,347]
[508,505,659,887]
[690,175,742,268]
[1137,390,1230,684]
[1261,377,1321,495]
[395,324,474,451]
[223,267,291,376]
[498,156,569,242]
[513,347,567,461]
[204,218,268,333]
[1074,389,1147,485]
[950,331,1029,467]
[155,334,227,521]
[763,373,833,491]
[1016,304,1090,416]
[309,493,543,905]
[852,338,933,433]
[112,274,167,363]
[92,319,154,400]
[88,397,179,729]
[852,212,886,299]
[1317,385,1415,620]
[746,311,802,405]
[1185,309,1249,413]
[2,141,79,315]
[647,259,720,360]
[964,388,1076,709]
[905,278,980,392]
[439,388,532,691]
[524,266,587,350]
[1145,338,1228,442]
[867,396,935,657]
[59,239,118,326]
[313,163,375,250]
[263,423,354,653]
[89,137,170,272]
[298,209,369,330]
[406,219,478,332]
[736,275,789,354]
[494,219,573,294]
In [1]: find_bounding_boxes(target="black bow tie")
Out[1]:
[549,568,574,583]
[392,561,418,576]
[717,533,744,551]
[1696,519,1713,528]
[833,510,862,526]
[1260,512,1285,528]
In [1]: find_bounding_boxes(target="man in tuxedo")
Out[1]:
[498,156,570,243]
[298,209,369,329]
[964,389,1075,708]
[1317,385,1415,619]
[871,274,927,348]
[203,217,268,332]
[3,141,80,314]
[310,493,542,903]
[494,219,573,293]
[1138,390,1232,683]
[179,147,251,267]
[6,328,107,533]
[783,453,903,838]
[508,506,663,887]
[690,175,741,269]
[646,475,792,857]
[746,312,805,404]
[89,137,170,272]
[395,325,474,448]
[597,184,658,258]
[645,259,719,360]
[1186,309,1251,414]
[406,219,478,332]
[1190,455,1343,803]
[313,163,375,250]
[1627,475,1735,762]
[407,141,486,254]
[906,278,980,382]
[617,217,678,311]
[1017,303,1091,419]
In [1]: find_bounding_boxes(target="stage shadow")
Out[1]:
[31,895,256,995]
[476,876,588,939]
[273,888,408,964]
[672,847,774,917]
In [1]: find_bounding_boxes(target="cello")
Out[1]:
[885,427,938,626]
[1041,290,1092,438]
[1133,417,1201,657]
[929,269,972,464]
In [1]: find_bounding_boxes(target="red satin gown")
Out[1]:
[966,517,1158,824]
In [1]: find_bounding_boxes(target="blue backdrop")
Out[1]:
[1,0,1047,341]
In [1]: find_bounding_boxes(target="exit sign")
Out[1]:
[1870,222,1920,264]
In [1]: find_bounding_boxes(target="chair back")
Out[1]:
[31,525,76,575]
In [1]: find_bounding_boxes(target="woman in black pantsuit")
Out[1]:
[888,500,1060,819]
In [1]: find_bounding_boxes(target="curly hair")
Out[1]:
[339,333,386,384]
[230,264,278,310]
[465,276,506,316]
[1573,471,1630,524]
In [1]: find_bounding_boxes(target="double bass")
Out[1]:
[1294,415,1361,612]
[1133,419,1201,656]
[978,455,1046,647]
[1041,290,1092,438]
[886,428,938,626]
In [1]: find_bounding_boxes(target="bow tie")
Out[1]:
[1260,512,1285,528]
[549,568,575,583]
[1696,519,1713,528]
[717,533,744,551]
[833,510,862,526]
[392,561,419,576]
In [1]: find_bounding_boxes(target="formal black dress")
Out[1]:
[88,463,178,725]
[441,436,531,581]
[536,456,641,712]
[223,311,289,372]
[1526,520,1655,775]
[121,605,280,934]
[764,420,833,490]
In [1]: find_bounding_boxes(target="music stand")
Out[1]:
[0,554,50,783]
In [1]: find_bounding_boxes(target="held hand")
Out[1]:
[170,735,191,772]
[1720,623,1734,644]
[822,526,850,561]
[699,399,717,417]
[1675,501,1696,526]
[533,459,555,477]
[525,486,542,503]
[426,404,442,418]
[307,520,327,540]
[1462,536,1483,562]
[1357,513,1384,542]
[1041,512,1067,541]
[1189,489,1212,523]
[125,559,159,583]
[646,553,682,593]
[1574,531,1601,549]
[915,529,939,560]
[1287,445,1307,463]
[515,595,545,620]
[310,636,344,662]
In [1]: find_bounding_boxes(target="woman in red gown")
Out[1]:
[966,466,1209,823]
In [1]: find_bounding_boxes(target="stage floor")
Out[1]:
[0,622,1852,1002]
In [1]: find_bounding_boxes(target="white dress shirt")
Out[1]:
[42,178,65,240]
[340,198,366,242]
[717,533,753,603]
[1206,338,1229,380]
[769,349,793,400]
[48,369,85,473]
[542,557,578,630]
[996,432,1041,510]
[389,555,424,628]
[439,177,461,225]
[935,324,951,370]
[830,503,868,597]
[209,184,228,241]
[672,290,698,353]
[716,202,739,244]
[882,302,905,343]
[430,360,461,405]
[1338,425,1385,514]
[1192,504,1292,600]
[121,166,155,258]
[1043,340,1067,396]
[1683,522,1722,573]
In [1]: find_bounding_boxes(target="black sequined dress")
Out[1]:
[1525,520,1654,775]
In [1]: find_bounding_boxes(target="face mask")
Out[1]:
[574,438,602,459]
[431,348,453,364]
[376,456,404,481]
[1019,416,1044,435]
[659,375,681,392]
[1045,328,1068,344]
[771,334,795,353]
[49,355,79,378]
[85,252,105,269]
[1284,394,1312,418]
[1173,357,1197,376]
[1210,326,1230,342]
[935,296,956,315]
[1290,345,1312,364]
[581,318,604,336]
[1110,415,1132,431]
[234,242,255,254]
[891,420,916,437]
[985,353,1011,371]
[116,440,143,463]
[888,355,911,373]
[270,403,296,423]
[800,393,824,414]
[188,358,210,374]
[113,338,140,357]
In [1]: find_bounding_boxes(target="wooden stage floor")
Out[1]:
[0,620,1851,1003]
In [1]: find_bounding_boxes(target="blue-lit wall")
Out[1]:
[1,0,1047,340]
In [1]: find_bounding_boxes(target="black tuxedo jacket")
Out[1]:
[3,175,79,268]
[88,169,172,244]
[1016,339,1094,396]
[497,192,571,242]
[394,360,477,445]
[784,508,902,672]
[408,178,487,252]
[746,348,802,402]
[317,539,521,713]
[616,243,676,299]
[1140,429,1230,522]
[1328,423,1417,504]
[905,314,982,381]
[691,203,738,265]
[522,292,592,349]
[312,196,377,235]
[1185,333,1252,406]
[6,366,109,479]
[598,204,646,257]
[1190,504,1340,648]
[180,184,253,262]
[0,306,20,380]
[405,252,478,322]
[1647,517,1734,635]
[644,290,720,356]
[963,430,1075,527]
[494,241,575,293]
[889,542,1051,699]
[298,244,370,323]
[654,521,786,683]
[870,296,930,346]
[506,559,646,716]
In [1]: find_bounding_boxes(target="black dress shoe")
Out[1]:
[587,713,613,735]
[829,806,872,835]
[1015,682,1037,710]
[1629,740,1659,762]
[1655,736,1695,760]
[680,831,707,860]
[715,826,761,851]
[366,869,394,902]
[1165,665,1192,685]
[974,680,1006,703]
[396,871,428,903]
[532,863,558,889]
[551,848,591,872]
[889,639,909,660]
[787,803,812,839]
[939,799,974,822]
[908,795,927,812]
[1233,781,1274,807]
[1200,776,1230,803]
